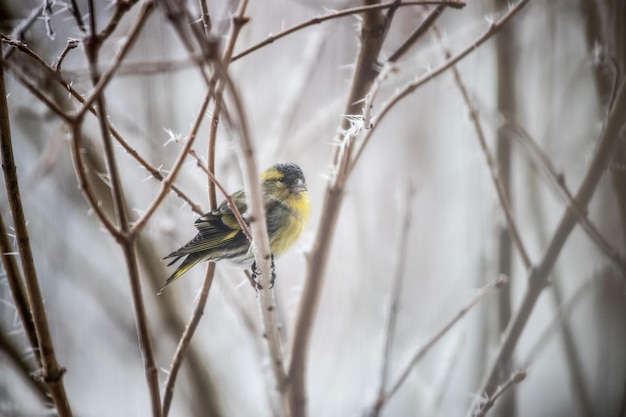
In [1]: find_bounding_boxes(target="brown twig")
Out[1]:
[161,5,251,410]
[466,77,626,417]
[0,52,73,417]
[388,5,446,62]
[54,38,80,72]
[473,370,527,417]
[162,263,216,417]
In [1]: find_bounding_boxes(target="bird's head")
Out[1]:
[261,163,308,199]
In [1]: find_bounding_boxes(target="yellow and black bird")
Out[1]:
[158,163,310,295]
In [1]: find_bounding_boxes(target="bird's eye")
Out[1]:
[277,177,286,183]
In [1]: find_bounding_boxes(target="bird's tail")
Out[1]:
[157,255,203,295]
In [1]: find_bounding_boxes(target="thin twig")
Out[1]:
[522,278,593,367]
[473,370,527,417]
[54,38,80,72]
[0,56,69,121]
[66,0,87,33]
[2,2,45,60]
[162,263,216,417]
[388,5,446,62]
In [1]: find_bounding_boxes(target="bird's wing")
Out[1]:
[194,189,248,232]
[163,190,249,259]
[165,227,244,258]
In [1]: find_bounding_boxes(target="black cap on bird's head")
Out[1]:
[263,163,307,193]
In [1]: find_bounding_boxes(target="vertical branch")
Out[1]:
[287,3,394,417]
[493,4,517,414]
[82,2,161,415]
[0,53,73,417]
[162,264,217,417]
[211,59,289,415]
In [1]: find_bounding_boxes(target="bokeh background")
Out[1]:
[0,0,625,416]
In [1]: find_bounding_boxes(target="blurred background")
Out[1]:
[0,0,625,416]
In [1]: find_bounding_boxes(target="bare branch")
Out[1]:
[162,263,216,417]
[473,370,527,417]
[83,1,161,414]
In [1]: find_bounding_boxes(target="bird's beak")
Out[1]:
[291,178,307,193]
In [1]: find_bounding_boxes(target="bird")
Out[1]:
[158,163,310,295]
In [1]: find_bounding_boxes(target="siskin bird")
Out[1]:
[158,163,310,295]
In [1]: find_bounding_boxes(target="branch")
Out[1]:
[84,1,160,414]
[0,52,73,417]
[287,3,395,415]
[466,77,626,417]
[162,263,216,416]
[203,50,289,414]
[473,370,527,417]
